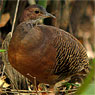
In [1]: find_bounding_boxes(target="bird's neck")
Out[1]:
[20,19,41,30]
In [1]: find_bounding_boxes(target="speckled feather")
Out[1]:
[52,28,89,81]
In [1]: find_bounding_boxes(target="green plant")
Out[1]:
[0,49,6,52]
[37,0,48,8]
[76,59,95,95]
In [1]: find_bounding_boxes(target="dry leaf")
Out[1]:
[0,76,10,88]
[0,13,10,27]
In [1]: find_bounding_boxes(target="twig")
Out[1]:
[1,89,52,94]
[34,77,39,95]
[1,65,5,77]
[5,72,21,95]
[0,88,77,93]
[67,91,76,95]
[27,73,39,95]
[10,0,20,37]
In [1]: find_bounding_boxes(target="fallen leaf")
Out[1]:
[0,13,10,27]
[0,76,10,88]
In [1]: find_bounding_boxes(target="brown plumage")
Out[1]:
[8,5,89,85]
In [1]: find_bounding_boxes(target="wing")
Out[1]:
[52,30,89,80]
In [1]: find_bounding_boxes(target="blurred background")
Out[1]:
[0,0,95,95]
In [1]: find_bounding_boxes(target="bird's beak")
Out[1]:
[45,12,56,19]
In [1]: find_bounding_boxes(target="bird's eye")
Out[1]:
[35,10,40,14]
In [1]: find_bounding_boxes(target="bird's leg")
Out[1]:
[27,73,39,95]
[34,77,39,95]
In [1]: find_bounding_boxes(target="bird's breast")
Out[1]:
[8,25,57,83]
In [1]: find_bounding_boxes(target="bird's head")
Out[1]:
[20,5,56,22]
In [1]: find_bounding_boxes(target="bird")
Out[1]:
[8,4,89,87]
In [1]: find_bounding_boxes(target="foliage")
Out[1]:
[0,49,6,52]
[37,0,48,8]
[76,59,95,95]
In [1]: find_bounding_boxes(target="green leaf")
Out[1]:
[37,0,48,8]
[0,49,6,52]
